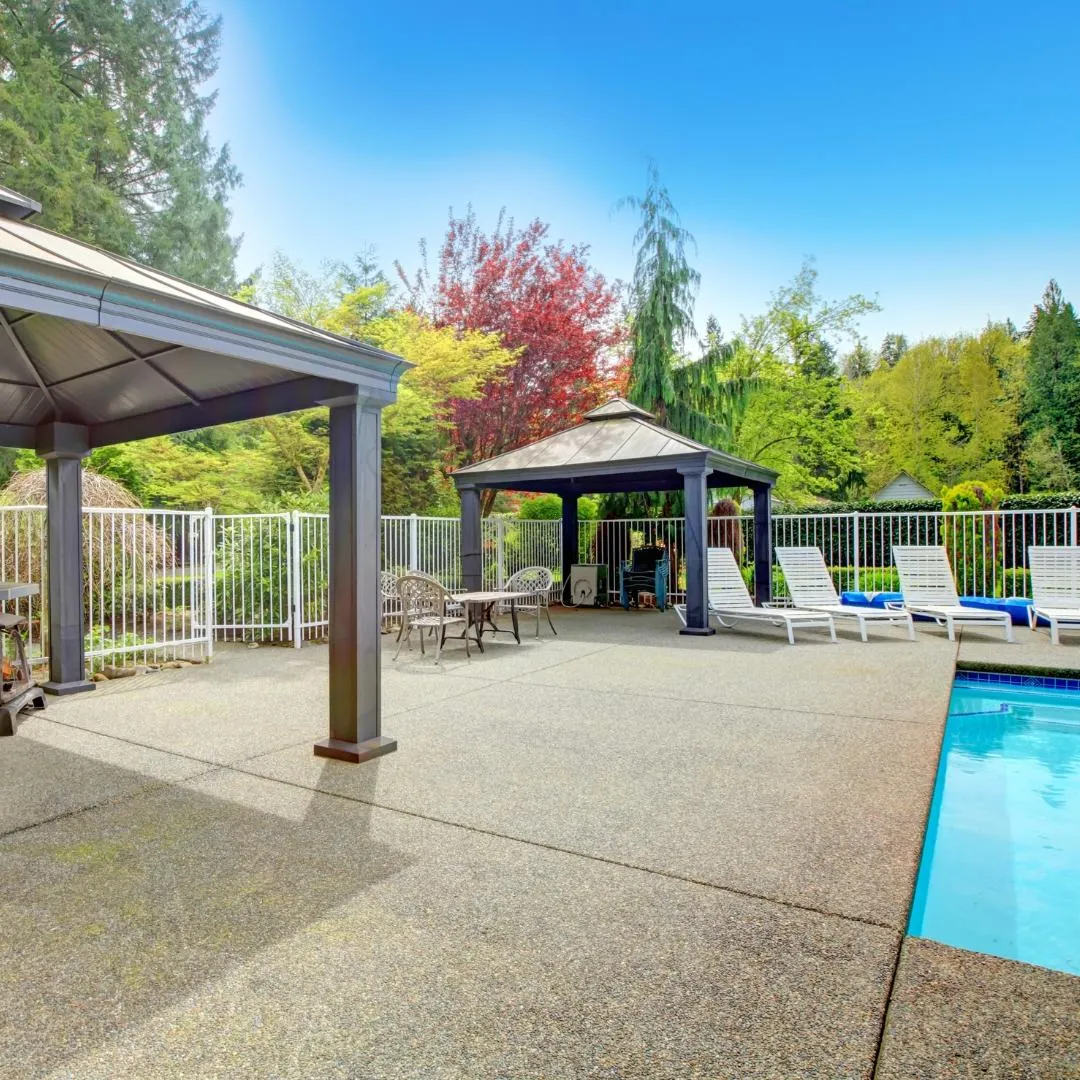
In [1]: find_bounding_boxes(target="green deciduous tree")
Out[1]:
[0,0,239,289]
[852,325,1025,493]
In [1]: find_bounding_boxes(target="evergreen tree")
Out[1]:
[879,333,908,368]
[842,342,875,380]
[1024,280,1080,473]
[0,0,239,290]
[619,165,752,445]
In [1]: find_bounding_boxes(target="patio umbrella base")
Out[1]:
[313,735,397,763]
[679,626,716,636]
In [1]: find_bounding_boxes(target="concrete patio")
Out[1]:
[1,609,1077,1078]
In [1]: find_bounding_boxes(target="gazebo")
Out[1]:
[0,186,409,763]
[452,398,778,632]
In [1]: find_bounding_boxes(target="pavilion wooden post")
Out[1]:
[753,484,773,604]
[38,422,94,695]
[313,396,396,764]
[560,493,579,605]
[459,484,483,592]
[679,466,715,635]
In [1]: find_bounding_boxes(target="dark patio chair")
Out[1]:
[619,546,669,611]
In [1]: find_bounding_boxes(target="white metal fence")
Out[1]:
[3,504,1077,670]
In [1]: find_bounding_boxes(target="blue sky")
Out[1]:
[208,0,1080,350]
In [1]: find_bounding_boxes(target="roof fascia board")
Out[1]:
[0,259,412,398]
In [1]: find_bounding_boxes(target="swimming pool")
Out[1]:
[909,671,1080,976]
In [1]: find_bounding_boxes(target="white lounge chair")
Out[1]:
[1028,546,1080,645]
[676,547,837,645]
[891,546,1014,642]
[775,546,915,642]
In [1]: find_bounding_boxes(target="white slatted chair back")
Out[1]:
[707,547,755,610]
[775,547,840,607]
[1028,546,1080,607]
[892,546,960,606]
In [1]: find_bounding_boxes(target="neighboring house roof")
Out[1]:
[453,396,777,493]
[872,471,936,501]
[0,188,411,448]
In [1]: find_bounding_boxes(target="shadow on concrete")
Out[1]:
[0,746,409,1078]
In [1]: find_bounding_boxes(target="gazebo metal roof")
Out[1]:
[0,187,409,764]
[0,209,411,448]
[452,397,777,495]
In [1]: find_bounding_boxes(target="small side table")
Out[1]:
[0,582,45,736]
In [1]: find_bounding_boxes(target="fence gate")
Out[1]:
[212,513,293,643]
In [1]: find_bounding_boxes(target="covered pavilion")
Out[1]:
[452,398,778,632]
[0,185,409,763]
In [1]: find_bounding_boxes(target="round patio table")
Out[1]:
[450,590,534,651]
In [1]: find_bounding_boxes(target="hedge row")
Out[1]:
[803,492,1080,515]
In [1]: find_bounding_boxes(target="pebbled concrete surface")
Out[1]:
[876,937,1080,1079]
[0,608,1072,1077]
[1,768,899,1080]
[957,623,1080,674]
[241,683,941,929]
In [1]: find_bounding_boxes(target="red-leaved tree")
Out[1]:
[399,209,626,510]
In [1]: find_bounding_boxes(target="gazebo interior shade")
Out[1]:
[0,195,410,447]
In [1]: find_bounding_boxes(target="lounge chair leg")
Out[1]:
[1004,618,1015,644]
[828,620,837,643]
[1051,620,1059,646]
[787,623,796,646]
[946,617,956,642]
[858,616,868,643]
[906,615,915,641]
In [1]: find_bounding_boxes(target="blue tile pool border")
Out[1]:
[954,669,1080,693]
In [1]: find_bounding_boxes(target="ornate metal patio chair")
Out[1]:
[619,545,669,611]
[393,574,469,663]
[503,565,557,637]
[380,570,400,633]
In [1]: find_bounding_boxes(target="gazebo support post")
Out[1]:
[459,484,483,592]
[38,422,94,695]
[753,484,773,604]
[313,397,396,764]
[679,466,715,635]
[560,492,578,605]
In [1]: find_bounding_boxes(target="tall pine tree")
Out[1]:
[1024,280,1080,474]
[0,0,240,290]
[619,165,753,446]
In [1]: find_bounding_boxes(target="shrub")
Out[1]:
[941,481,1004,595]
[708,498,743,563]
[1000,568,1031,598]
[825,567,900,593]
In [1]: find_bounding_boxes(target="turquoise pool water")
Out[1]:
[909,673,1080,976]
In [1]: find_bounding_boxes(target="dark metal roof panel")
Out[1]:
[51,362,190,424]
[152,348,296,399]
[14,314,130,385]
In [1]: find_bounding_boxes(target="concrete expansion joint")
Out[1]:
[222,758,903,936]
[502,675,937,728]
[0,759,221,842]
